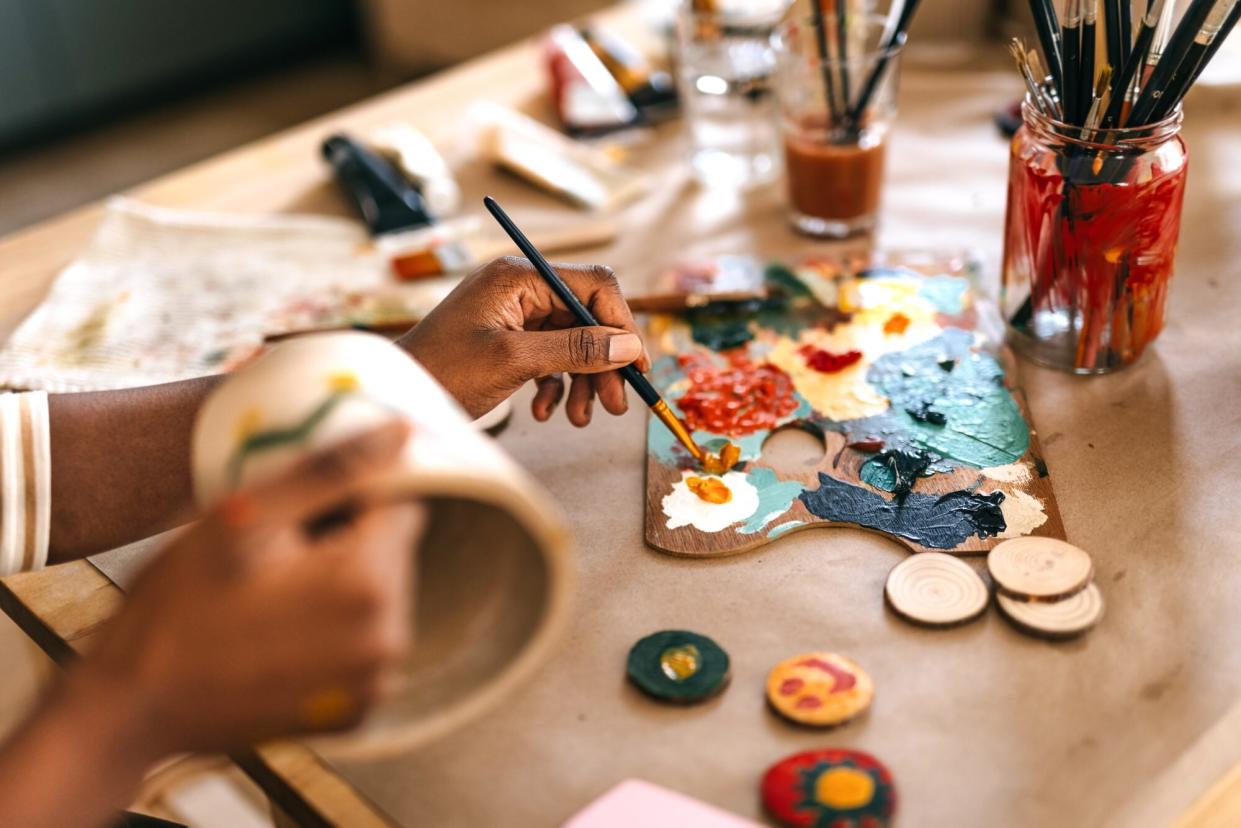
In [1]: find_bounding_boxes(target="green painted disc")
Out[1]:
[626,630,730,703]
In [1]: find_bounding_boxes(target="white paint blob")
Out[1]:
[662,470,760,533]
[999,489,1049,538]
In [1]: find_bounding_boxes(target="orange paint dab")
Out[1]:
[686,476,732,504]
[883,312,911,335]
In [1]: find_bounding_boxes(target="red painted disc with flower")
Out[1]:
[761,748,897,828]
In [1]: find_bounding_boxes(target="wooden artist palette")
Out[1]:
[643,252,1065,558]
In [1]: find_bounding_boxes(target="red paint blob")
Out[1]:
[795,695,824,709]
[798,345,863,374]
[676,352,799,436]
[779,677,805,696]
[797,658,858,693]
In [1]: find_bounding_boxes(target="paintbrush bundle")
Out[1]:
[643,251,1064,558]
[793,0,925,137]
[1001,0,1229,372]
[1014,0,1240,128]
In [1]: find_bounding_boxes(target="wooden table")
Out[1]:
[2,5,1241,825]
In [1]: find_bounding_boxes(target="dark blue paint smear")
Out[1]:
[799,472,1007,549]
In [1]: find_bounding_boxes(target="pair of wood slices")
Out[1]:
[884,538,1104,639]
[989,537,1105,639]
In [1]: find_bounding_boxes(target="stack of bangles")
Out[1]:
[0,392,51,577]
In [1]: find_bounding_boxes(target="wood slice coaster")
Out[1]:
[626,630,730,703]
[765,652,873,727]
[761,748,897,828]
[997,582,1105,639]
[987,537,1093,601]
[884,552,990,627]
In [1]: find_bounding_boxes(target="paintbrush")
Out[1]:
[1186,0,1241,87]
[846,0,923,123]
[1061,0,1083,123]
[483,196,736,473]
[810,0,844,128]
[1028,0,1064,95]
[836,0,851,125]
[1010,39,1056,115]
[1128,0,1220,124]
[1145,0,1240,122]
[1028,48,1063,116]
[1103,0,1122,79]
[1080,0,1098,124]
[1103,0,1167,127]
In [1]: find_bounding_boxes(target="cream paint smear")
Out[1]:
[763,314,939,422]
[663,470,759,532]
[998,489,1048,538]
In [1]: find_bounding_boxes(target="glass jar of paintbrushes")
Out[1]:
[1001,102,1186,373]
[772,3,918,238]
[1003,0,1238,373]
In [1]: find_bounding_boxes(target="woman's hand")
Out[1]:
[398,256,651,425]
[77,420,423,758]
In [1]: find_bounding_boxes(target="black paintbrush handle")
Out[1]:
[1128,0,1218,124]
[1104,3,1162,127]
[483,196,661,407]
[1029,0,1064,94]
[846,0,922,122]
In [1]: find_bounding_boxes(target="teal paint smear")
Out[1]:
[228,391,348,486]
[767,520,806,538]
[738,467,805,534]
[859,457,894,491]
[866,329,1029,468]
[918,277,969,314]
[763,263,816,298]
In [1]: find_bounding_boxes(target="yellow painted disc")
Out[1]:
[987,537,1093,601]
[765,652,874,727]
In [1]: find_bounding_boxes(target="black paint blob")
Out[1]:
[799,472,1007,549]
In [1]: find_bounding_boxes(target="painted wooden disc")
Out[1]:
[987,537,1093,601]
[765,652,874,727]
[626,630,730,703]
[761,748,897,827]
[997,582,1105,639]
[885,552,990,627]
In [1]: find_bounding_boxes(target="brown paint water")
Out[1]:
[784,135,886,222]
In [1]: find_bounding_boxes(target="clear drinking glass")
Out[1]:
[1001,102,1188,373]
[674,0,787,188]
[773,14,902,238]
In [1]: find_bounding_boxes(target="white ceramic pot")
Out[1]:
[192,332,573,760]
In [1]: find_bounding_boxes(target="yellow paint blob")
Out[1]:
[815,767,875,810]
[701,442,741,475]
[660,644,701,681]
[233,407,264,443]
[686,476,732,504]
[766,333,889,421]
[327,370,360,393]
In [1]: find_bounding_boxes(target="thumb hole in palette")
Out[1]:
[760,424,827,473]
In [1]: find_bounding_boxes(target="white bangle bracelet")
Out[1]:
[0,391,50,576]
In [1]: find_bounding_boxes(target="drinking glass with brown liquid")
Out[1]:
[773,13,904,238]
